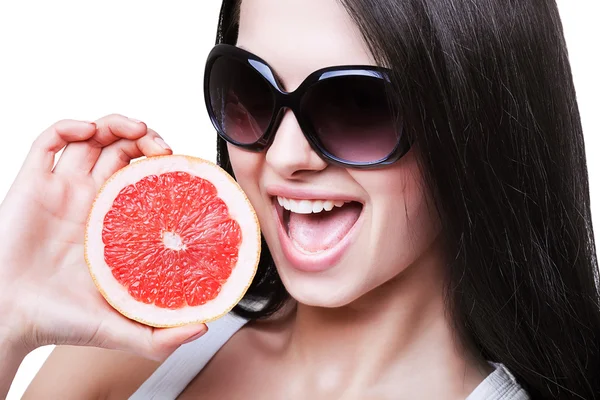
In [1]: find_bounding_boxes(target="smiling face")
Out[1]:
[227,0,444,307]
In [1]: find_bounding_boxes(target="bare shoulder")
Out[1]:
[179,314,292,399]
[22,345,161,400]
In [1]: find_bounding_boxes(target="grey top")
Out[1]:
[130,313,529,399]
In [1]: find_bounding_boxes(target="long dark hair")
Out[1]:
[214,0,600,398]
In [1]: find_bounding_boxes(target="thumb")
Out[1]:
[100,313,209,361]
[147,324,209,360]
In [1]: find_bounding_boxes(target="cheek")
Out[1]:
[355,150,441,276]
[227,144,263,196]
[226,145,276,236]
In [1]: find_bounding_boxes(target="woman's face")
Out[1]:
[229,0,443,307]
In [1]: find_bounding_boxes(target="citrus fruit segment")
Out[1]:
[84,155,260,327]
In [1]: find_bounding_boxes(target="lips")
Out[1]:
[271,193,364,273]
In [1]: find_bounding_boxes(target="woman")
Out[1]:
[1,0,599,398]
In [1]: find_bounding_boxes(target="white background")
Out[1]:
[0,1,598,398]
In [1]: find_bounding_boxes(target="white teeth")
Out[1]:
[312,200,324,213]
[276,196,351,214]
[297,200,313,214]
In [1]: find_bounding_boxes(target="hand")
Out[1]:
[0,114,207,361]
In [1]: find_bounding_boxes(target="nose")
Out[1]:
[265,109,328,179]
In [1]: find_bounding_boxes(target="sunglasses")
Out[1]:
[203,44,411,168]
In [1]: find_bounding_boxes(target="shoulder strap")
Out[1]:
[466,362,530,400]
[129,312,248,400]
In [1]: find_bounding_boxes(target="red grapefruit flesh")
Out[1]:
[84,155,260,327]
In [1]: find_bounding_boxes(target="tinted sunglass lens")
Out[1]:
[301,75,400,163]
[208,57,274,145]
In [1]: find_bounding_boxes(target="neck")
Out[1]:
[280,238,492,398]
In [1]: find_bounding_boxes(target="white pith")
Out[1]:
[85,156,260,327]
[162,231,186,251]
[276,196,349,214]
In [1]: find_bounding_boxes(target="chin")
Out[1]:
[274,260,372,308]
[287,286,358,308]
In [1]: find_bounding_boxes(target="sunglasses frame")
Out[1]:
[204,44,412,169]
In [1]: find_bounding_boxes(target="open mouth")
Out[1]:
[275,196,364,254]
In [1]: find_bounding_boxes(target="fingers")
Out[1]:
[90,128,172,185]
[52,114,150,176]
[23,120,97,175]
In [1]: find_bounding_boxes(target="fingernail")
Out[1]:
[128,117,144,124]
[154,137,172,151]
[182,326,208,344]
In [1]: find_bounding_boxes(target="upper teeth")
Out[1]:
[277,196,349,214]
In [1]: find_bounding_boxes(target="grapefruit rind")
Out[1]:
[84,155,260,328]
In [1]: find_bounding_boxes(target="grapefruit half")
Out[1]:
[84,155,260,328]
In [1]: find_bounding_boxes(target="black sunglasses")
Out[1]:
[204,44,411,168]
